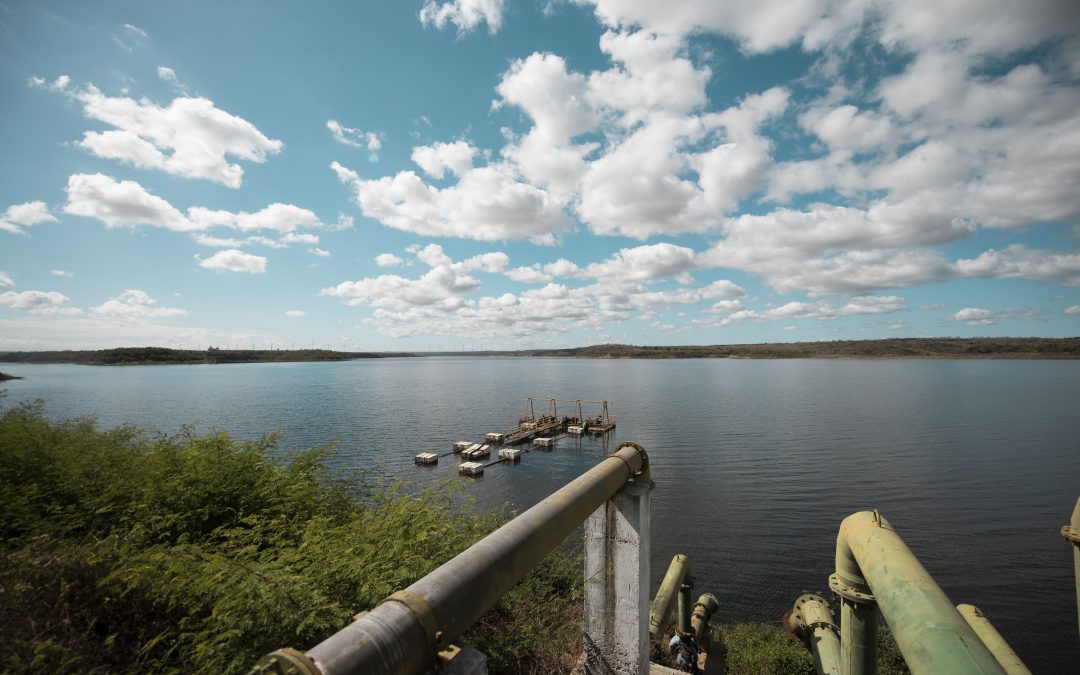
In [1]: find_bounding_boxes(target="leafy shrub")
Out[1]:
[715,622,816,674]
[0,399,578,674]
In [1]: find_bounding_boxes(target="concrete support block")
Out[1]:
[584,480,651,675]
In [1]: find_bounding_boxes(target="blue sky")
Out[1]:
[1,0,1079,351]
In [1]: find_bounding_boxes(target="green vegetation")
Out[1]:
[714,622,816,674]
[2,337,1078,366]
[529,337,1080,359]
[0,398,579,674]
[714,621,908,675]
[0,346,380,365]
[0,398,914,674]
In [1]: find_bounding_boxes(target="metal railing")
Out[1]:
[250,442,649,675]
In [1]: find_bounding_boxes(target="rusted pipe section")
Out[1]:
[1063,497,1080,644]
[956,605,1032,675]
[788,593,841,675]
[833,510,1006,675]
[250,442,650,675]
[649,554,690,640]
[690,593,718,642]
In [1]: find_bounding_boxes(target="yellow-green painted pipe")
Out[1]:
[649,554,689,640]
[836,511,1006,675]
[788,594,841,675]
[1064,497,1080,644]
[677,581,693,633]
[956,605,1032,675]
[838,597,877,675]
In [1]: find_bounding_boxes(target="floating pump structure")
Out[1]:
[414,397,617,477]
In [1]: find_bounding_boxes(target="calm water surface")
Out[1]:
[2,357,1078,671]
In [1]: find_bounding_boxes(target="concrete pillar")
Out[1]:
[584,480,651,675]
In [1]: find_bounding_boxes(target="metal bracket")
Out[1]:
[829,573,876,604]
[383,590,444,653]
[437,643,462,665]
[247,648,321,675]
[1062,524,1080,544]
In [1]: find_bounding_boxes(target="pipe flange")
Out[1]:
[613,441,649,476]
[829,574,875,604]
[792,594,837,633]
[794,592,829,606]
[1063,524,1080,544]
[382,590,444,653]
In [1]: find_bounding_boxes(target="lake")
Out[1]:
[2,356,1078,671]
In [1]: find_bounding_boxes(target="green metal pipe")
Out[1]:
[1063,497,1080,645]
[257,442,649,675]
[677,581,693,634]
[838,597,877,675]
[835,511,1005,675]
[788,594,841,675]
[649,554,690,640]
[956,605,1032,675]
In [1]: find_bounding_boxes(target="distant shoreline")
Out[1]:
[1,337,1078,365]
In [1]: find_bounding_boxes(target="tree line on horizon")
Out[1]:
[0,337,1077,365]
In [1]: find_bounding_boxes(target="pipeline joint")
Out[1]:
[382,590,444,654]
[613,441,650,483]
[788,594,838,636]
[828,573,875,604]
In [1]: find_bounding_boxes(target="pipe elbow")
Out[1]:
[834,511,870,590]
[835,510,895,593]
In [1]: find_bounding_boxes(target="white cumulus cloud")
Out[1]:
[42,78,283,188]
[198,249,267,274]
[1,201,58,235]
[64,174,333,248]
[90,290,186,318]
[420,0,505,34]
[0,290,82,316]
[64,174,195,231]
[333,158,572,244]
[188,203,323,233]
[951,307,996,325]
[321,244,508,311]
[375,253,406,267]
[327,120,383,161]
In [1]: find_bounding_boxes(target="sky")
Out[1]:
[1,0,1079,351]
